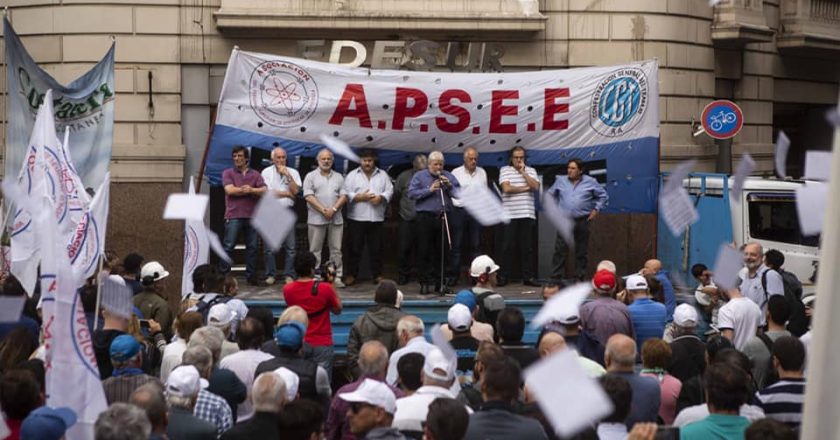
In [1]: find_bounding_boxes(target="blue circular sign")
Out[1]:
[701,100,743,140]
[598,77,643,127]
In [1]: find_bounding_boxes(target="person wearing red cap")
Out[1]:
[579,270,635,346]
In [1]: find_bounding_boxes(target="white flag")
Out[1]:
[9,90,56,295]
[43,126,90,240]
[182,179,210,297]
[40,184,107,440]
[66,173,110,280]
[459,182,510,226]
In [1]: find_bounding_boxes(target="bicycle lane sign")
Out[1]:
[701,100,743,140]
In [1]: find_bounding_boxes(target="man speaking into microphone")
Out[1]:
[407,151,461,294]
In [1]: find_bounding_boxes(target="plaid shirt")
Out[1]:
[102,374,161,405]
[194,389,233,436]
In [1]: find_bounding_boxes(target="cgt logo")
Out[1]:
[249,61,319,128]
[590,68,649,137]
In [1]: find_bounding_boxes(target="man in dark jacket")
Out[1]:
[221,372,286,439]
[347,280,406,376]
[668,304,707,382]
[255,321,331,406]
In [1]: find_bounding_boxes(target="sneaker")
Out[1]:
[333,278,345,288]
[265,276,276,286]
[343,275,356,287]
[284,276,294,285]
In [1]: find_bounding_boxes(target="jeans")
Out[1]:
[308,223,343,277]
[345,220,384,279]
[309,344,334,382]
[552,217,591,280]
[264,229,296,279]
[449,207,481,278]
[219,218,258,279]
[499,217,536,281]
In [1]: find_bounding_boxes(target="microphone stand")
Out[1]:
[438,180,452,295]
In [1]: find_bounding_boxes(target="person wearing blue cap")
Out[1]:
[254,321,331,406]
[102,334,161,405]
[439,290,495,343]
[20,406,77,440]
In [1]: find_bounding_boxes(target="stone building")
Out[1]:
[1,0,838,280]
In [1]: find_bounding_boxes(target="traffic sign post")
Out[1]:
[701,100,744,140]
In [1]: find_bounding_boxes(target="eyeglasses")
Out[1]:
[512,155,525,159]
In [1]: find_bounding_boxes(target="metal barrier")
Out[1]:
[244,298,545,355]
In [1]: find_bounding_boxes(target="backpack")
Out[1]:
[758,332,780,387]
[761,268,808,337]
[195,294,233,322]
[473,289,505,326]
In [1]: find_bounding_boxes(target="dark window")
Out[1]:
[747,192,819,247]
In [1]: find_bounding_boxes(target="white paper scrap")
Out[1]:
[796,182,828,236]
[430,324,457,364]
[712,244,743,291]
[319,134,361,163]
[0,296,26,323]
[664,160,697,195]
[204,226,232,264]
[460,183,510,226]
[163,193,208,221]
[251,195,297,252]
[775,131,790,178]
[804,151,832,181]
[731,154,756,200]
[826,107,840,128]
[542,194,574,247]
[524,350,613,438]
[531,282,591,328]
[659,187,699,237]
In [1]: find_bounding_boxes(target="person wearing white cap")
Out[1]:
[208,303,241,359]
[181,345,235,436]
[339,379,404,440]
[135,261,174,339]
[468,255,506,326]
[446,304,480,376]
[666,303,706,383]
[164,365,218,440]
[625,274,667,352]
[392,347,470,435]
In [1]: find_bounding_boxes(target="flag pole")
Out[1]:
[92,255,105,331]
[800,96,840,439]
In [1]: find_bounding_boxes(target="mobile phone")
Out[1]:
[654,426,679,440]
[139,319,151,330]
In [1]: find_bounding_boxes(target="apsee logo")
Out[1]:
[590,68,649,137]
[249,61,319,128]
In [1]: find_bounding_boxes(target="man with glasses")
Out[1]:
[261,146,301,286]
[221,145,266,286]
[498,146,540,286]
[339,379,405,439]
[303,149,348,287]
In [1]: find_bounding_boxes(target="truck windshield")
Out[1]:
[747,192,820,247]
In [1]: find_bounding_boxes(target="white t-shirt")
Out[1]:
[451,165,488,208]
[261,166,302,208]
[219,349,274,421]
[739,265,784,312]
[717,297,763,350]
[499,165,537,219]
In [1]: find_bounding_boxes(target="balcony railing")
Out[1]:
[779,0,840,53]
[711,0,775,46]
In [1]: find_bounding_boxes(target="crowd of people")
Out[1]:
[0,231,814,439]
[218,144,608,293]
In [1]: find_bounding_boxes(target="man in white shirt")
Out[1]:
[218,317,273,422]
[449,147,487,287]
[718,287,763,350]
[738,242,783,320]
[498,146,540,286]
[261,146,302,285]
[303,149,348,287]
[341,149,394,286]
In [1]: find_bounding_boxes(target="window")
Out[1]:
[747,192,819,246]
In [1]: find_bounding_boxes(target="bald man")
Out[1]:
[449,147,487,287]
[538,332,604,377]
[261,147,302,285]
[640,259,676,321]
[604,334,660,428]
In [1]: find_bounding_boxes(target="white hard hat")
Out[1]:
[470,255,500,278]
[141,261,170,284]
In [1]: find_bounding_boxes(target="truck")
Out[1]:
[657,173,820,293]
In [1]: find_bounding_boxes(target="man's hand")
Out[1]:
[587,209,598,221]
[354,190,371,202]
[514,161,525,172]
[323,207,335,220]
[148,319,162,335]
[627,423,657,440]
[430,180,441,192]
[370,195,382,205]
[240,185,253,195]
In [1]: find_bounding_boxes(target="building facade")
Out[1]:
[2,0,838,280]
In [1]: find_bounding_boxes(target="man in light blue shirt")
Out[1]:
[547,158,608,280]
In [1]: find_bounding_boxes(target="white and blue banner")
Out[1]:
[4,17,115,189]
[207,49,660,212]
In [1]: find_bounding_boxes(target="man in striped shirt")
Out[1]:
[498,146,540,286]
[102,335,161,405]
[754,335,806,429]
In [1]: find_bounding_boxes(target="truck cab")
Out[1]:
[657,173,819,292]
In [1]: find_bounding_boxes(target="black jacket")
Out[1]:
[255,351,319,401]
[220,412,279,440]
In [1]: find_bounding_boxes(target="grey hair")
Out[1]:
[397,315,425,337]
[745,241,763,254]
[188,326,224,364]
[271,146,286,159]
[428,151,444,163]
[94,403,152,440]
[412,154,428,170]
[317,148,334,160]
[130,383,167,431]
[358,341,389,377]
[463,146,478,158]
[182,345,214,376]
[252,372,287,413]
[166,393,195,410]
